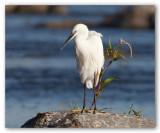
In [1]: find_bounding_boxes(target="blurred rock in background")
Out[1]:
[100,5,155,29]
[5,5,68,15]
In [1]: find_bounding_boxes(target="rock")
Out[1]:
[17,5,49,14]
[5,5,68,15]
[50,6,68,15]
[100,5,155,29]
[21,110,155,128]
[5,5,18,13]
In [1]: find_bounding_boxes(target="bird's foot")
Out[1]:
[72,109,106,114]
[72,109,82,112]
[86,110,106,114]
[93,108,97,114]
[81,108,88,113]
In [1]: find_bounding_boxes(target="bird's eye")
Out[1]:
[73,31,76,34]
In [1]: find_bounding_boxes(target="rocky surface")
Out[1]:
[21,110,155,128]
[100,5,155,29]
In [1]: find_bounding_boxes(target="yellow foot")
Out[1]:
[72,109,106,113]
[71,108,88,113]
[93,110,97,114]
[81,108,88,113]
[87,110,106,113]
[72,109,82,112]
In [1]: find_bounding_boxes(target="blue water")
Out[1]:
[5,6,155,128]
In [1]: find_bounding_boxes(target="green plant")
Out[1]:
[90,37,132,110]
[124,104,143,116]
[59,98,80,111]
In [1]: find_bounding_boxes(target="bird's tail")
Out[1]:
[85,70,100,89]
[94,70,100,88]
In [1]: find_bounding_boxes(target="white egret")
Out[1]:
[61,23,104,113]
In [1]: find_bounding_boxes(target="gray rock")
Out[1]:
[100,5,155,29]
[5,5,18,13]
[21,110,155,128]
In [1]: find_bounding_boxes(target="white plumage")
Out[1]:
[61,23,104,89]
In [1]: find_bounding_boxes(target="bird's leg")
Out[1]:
[92,71,99,114]
[93,87,97,114]
[81,84,87,113]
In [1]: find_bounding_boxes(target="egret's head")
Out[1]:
[72,24,88,36]
[60,24,88,50]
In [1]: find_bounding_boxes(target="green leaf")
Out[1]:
[73,102,80,110]
[132,109,140,116]
[118,53,126,60]
[112,57,128,62]
[100,78,119,88]
[96,78,119,100]
[112,50,118,59]
[128,104,133,115]
[109,35,112,50]
[73,102,77,109]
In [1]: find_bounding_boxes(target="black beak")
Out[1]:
[60,33,75,50]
